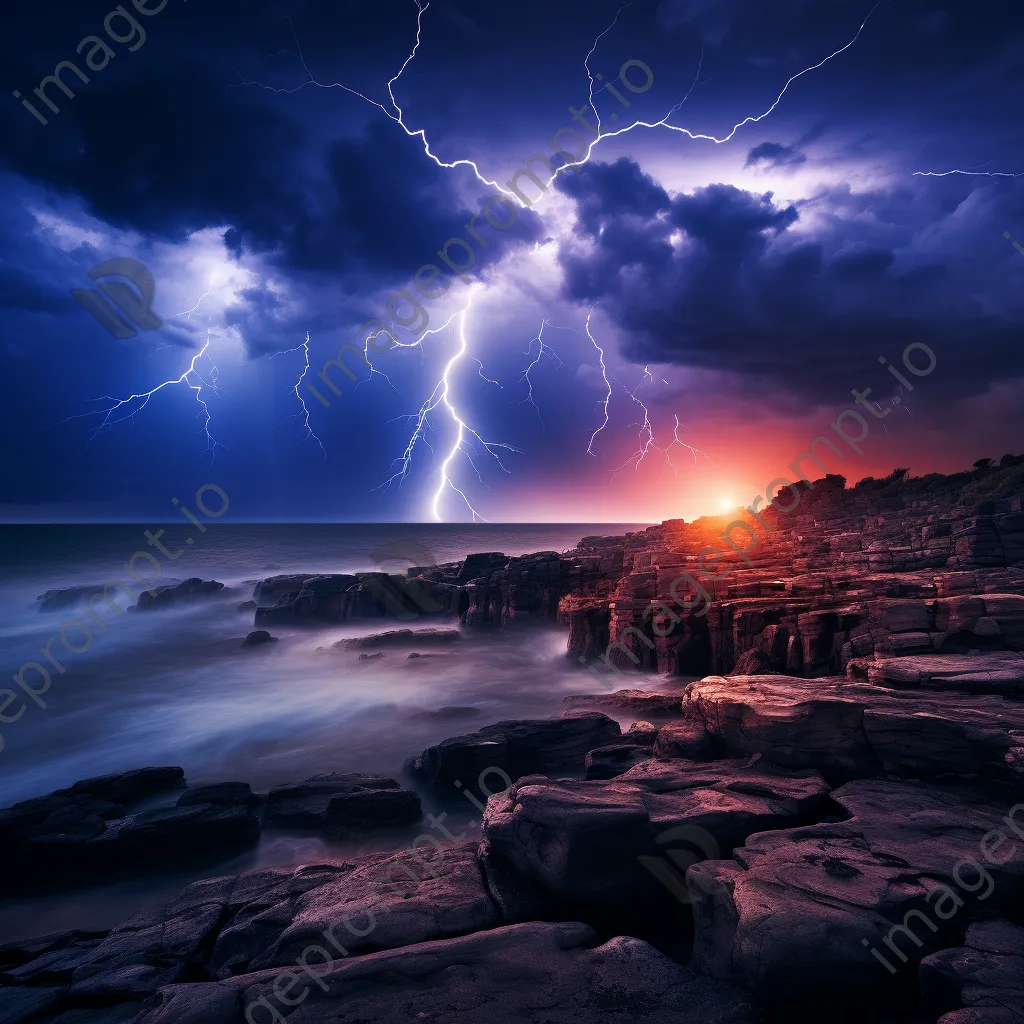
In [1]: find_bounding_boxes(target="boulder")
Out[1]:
[135,578,225,610]
[240,630,277,647]
[653,720,716,761]
[262,773,420,835]
[625,720,659,744]
[404,711,621,787]
[688,779,1024,1014]
[681,674,1024,782]
[920,920,1024,1022]
[137,922,758,1024]
[481,758,830,912]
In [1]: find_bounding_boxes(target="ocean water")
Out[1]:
[0,523,652,939]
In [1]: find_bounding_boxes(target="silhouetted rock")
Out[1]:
[0,768,261,894]
[177,783,258,809]
[241,630,277,647]
[584,743,654,779]
[135,578,225,610]
[337,628,461,649]
[404,711,621,787]
[262,773,420,836]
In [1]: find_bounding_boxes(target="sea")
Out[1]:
[0,523,651,940]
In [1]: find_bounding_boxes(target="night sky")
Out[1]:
[1,0,1022,523]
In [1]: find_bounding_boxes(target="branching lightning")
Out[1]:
[378,289,520,521]
[520,319,566,425]
[227,0,879,517]
[280,332,326,457]
[67,327,223,460]
[611,373,713,475]
[913,169,1024,179]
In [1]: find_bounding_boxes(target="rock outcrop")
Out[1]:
[403,711,621,787]
[262,773,421,836]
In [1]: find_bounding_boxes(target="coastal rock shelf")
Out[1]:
[3,460,1024,1023]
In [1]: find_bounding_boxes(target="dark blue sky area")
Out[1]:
[1,0,1022,522]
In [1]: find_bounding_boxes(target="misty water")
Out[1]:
[0,523,655,940]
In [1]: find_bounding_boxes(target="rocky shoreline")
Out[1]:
[2,462,1023,1023]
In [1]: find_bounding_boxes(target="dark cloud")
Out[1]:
[556,159,1024,404]
[745,141,807,170]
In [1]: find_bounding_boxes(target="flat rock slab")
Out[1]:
[404,711,621,787]
[688,779,1024,1015]
[211,841,499,975]
[855,652,1024,696]
[921,920,1024,1023]
[481,758,829,910]
[336,628,460,649]
[563,689,689,717]
[134,922,759,1024]
[683,674,1024,782]
[262,773,420,836]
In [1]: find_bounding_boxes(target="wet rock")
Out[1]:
[482,758,830,911]
[138,922,758,1024]
[357,652,384,661]
[236,600,256,611]
[688,779,1024,1014]
[0,985,65,1021]
[920,920,1024,1022]
[681,674,1024,782]
[262,773,420,835]
[336,628,461,649]
[404,711,621,787]
[217,841,498,973]
[584,743,654,780]
[240,630,277,648]
[0,769,258,894]
[135,578,225,610]
[563,689,689,717]
[177,783,258,809]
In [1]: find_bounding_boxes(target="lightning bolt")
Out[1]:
[280,332,327,457]
[378,289,520,521]
[520,319,566,425]
[585,311,613,457]
[611,373,713,474]
[66,327,224,460]
[914,170,1024,179]
[232,0,878,517]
